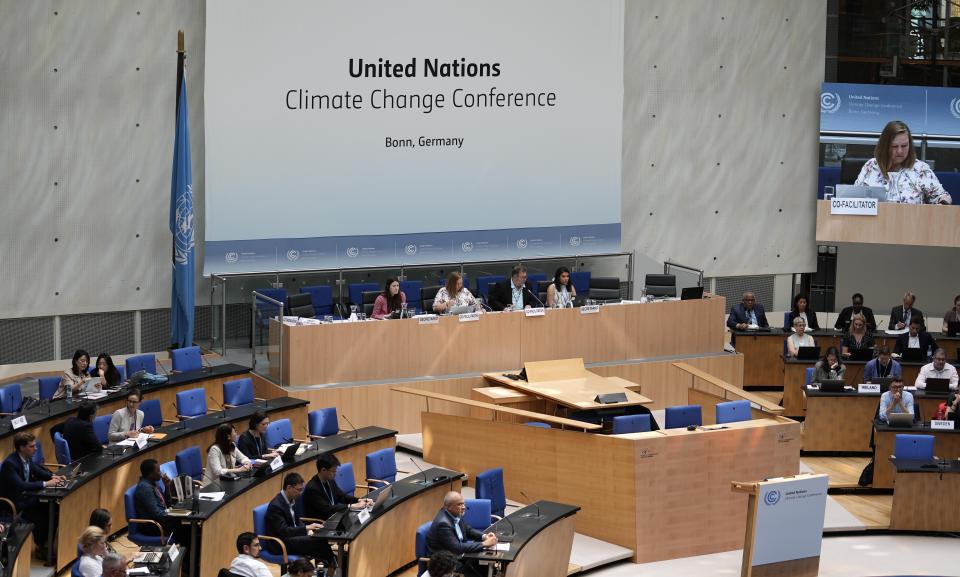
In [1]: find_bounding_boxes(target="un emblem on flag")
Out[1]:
[174,186,194,265]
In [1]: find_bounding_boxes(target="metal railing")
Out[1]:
[664,261,704,289]
[251,291,284,384]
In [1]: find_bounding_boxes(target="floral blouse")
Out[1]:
[433,287,478,310]
[854,158,952,204]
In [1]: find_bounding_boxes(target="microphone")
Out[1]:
[518,491,542,519]
[341,414,359,439]
[476,297,492,313]
[209,396,227,419]
[171,403,186,430]
[302,426,314,451]
[409,457,428,484]
[524,286,546,309]
[495,511,516,543]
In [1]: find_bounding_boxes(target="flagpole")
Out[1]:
[176,30,185,112]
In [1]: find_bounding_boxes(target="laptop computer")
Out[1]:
[868,376,894,392]
[946,321,960,337]
[280,442,301,463]
[834,184,888,200]
[370,484,394,514]
[848,348,874,362]
[447,304,473,315]
[924,378,951,397]
[900,348,925,363]
[680,286,704,300]
[796,346,821,361]
[818,379,846,393]
[887,412,914,427]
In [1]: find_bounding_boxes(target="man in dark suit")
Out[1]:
[132,458,189,544]
[726,292,769,330]
[63,401,103,461]
[0,432,66,553]
[488,264,537,311]
[265,472,333,570]
[894,317,937,357]
[889,291,924,330]
[426,490,496,555]
[303,453,372,520]
[834,292,877,332]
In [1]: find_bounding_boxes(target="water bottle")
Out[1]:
[66,382,73,404]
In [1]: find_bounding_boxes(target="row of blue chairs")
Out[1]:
[525,401,754,434]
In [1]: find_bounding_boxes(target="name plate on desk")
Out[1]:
[858,384,881,393]
[580,304,600,314]
[168,544,180,562]
[459,312,480,323]
[417,314,439,325]
[11,415,27,429]
[524,307,545,317]
[357,508,371,524]
[270,456,283,472]
[931,420,955,430]
[830,197,878,215]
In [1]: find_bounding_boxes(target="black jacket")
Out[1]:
[889,306,924,330]
[488,280,536,311]
[62,417,103,461]
[0,451,52,513]
[834,306,877,332]
[303,475,358,520]
[425,508,484,555]
[894,331,937,356]
[236,430,269,460]
[264,492,307,554]
[784,310,820,331]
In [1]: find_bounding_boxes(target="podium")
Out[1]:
[732,474,828,577]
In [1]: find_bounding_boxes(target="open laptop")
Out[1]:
[680,286,704,300]
[370,484,394,514]
[924,378,951,397]
[868,376,894,392]
[848,348,874,362]
[901,348,925,363]
[946,321,960,337]
[280,442,301,463]
[887,412,915,427]
[447,304,473,315]
[796,346,821,361]
[834,184,887,200]
[818,379,846,393]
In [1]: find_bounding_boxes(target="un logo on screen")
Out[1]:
[346,247,359,258]
[516,238,528,249]
[225,252,239,264]
[763,490,781,506]
[569,236,582,247]
[950,98,960,119]
[174,187,194,265]
[286,250,300,262]
[461,242,474,253]
[405,244,418,256]
[820,92,841,114]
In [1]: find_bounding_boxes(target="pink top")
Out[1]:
[372,292,407,319]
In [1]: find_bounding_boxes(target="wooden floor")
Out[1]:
[802,456,892,530]
[803,456,870,488]
[830,494,893,530]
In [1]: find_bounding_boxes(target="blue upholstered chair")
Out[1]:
[399,280,423,314]
[265,418,294,448]
[175,446,204,484]
[570,271,591,296]
[893,434,935,460]
[140,399,164,429]
[664,405,702,429]
[170,346,202,373]
[38,376,60,401]
[307,407,340,438]
[347,283,379,311]
[53,431,72,465]
[300,285,335,317]
[124,485,165,546]
[334,462,374,497]
[223,378,256,408]
[0,384,23,415]
[32,440,59,470]
[125,354,157,377]
[474,276,505,301]
[92,415,112,445]
[523,422,552,429]
[464,498,497,531]
[415,521,433,576]
[805,367,815,386]
[366,447,400,486]
[253,503,300,569]
[716,400,752,424]
[475,467,508,518]
[175,388,207,419]
[611,414,651,434]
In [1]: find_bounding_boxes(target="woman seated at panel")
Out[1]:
[77,525,107,577]
[204,423,252,486]
[785,317,815,357]
[841,314,875,357]
[812,346,846,383]
[91,353,123,390]
[372,277,407,319]
[54,349,92,400]
[784,293,819,331]
[854,120,952,205]
[943,294,960,334]
[237,412,280,461]
[547,266,577,309]
[432,272,480,314]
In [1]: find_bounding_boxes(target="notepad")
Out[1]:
[494,543,510,552]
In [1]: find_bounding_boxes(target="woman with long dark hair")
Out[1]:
[547,266,577,308]
[784,293,820,331]
[204,423,251,485]
[92,353,122,389]
[54,349,91,399]
[372,277,407,319]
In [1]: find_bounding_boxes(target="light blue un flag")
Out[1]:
[170,76,194,349]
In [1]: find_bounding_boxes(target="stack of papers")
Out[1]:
[198,492,225,501]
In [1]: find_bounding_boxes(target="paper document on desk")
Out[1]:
[885,328,908,335]
[199,492,225,501]
[116,438,137,447]
[127,568,150,575]
[494,543,510,551]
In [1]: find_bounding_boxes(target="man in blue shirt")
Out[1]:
[863,347,902,383]
[878,378,913,423]
[426,491,497,576]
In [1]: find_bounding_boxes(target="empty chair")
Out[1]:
[361,290,380,317]
[399,280,423,314]
[570,271,591,295]
[92,415,112,445]
[716,400,752,424]
[175,387,207,419]
[475,467,508,518]
[335,462,373,497]
[287,292,315,318]
[348,282,379,311]
[523,421,552,429]
[223,377,257,408]
[415,521,432,577]
[307,407,340,438]
[253,503,301,568]
[140,399,164,429]
[53,431,72,465]
[611,414,651,434]
[588,277,620,303]
[32,440,58,470]
[124,485,165,546]
[537,280,551,307]
[474,276,505,301]
[171,346,202,372]
[38,376,60,401]
[421,285,441,313]
[664,405,703,429]
[463,498,497,531]
[125,354,158,377]
[893,434,935,460]
[644,274,676,298]
[175,446,204,485]
[527,273,547,285]
[805,367,815,386]
[0,384,23,415]
[300,285,335,317]
[265,418,294,448]
[366,447,400,486]
[254,288,288,343]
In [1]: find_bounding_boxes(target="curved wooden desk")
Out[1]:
[1,523,33,577]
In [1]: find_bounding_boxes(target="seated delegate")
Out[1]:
[943,294,960,333]
[372,277,407,319]
[133,458,189,544]
[302,452,373,520]
[0,432,66,557]
[854,120,952,205]
[204,423,252,486]
[785,317,815,357]
[264,472,334,570]
[229,532,273,577]
[812,347,845,383]
[91,353,123,390]
[726,291,769,330]
[426,491,497,574]
[54,349,92,400]
[784,293,820,331]
[834,292,877,332]
[889,291,924,331]
[864,347,902,382]
[546,266,577,308]
[63,401,104,460]
[237,412,280,461]
[107,389,154,442]
[489,264,536,311]
[878,378,913,423]
[915,348,959,390]
[433,271,480,314]
[77,525,107,577]
[841,314,874,357]
[893,318,936,357]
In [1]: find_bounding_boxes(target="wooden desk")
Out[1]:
[421,412,799,563]
[281,299,728,386]
[3,523,32,577]
[733,330,841,388]
[470,387,546,422]
[816,200,960,248]
[889,459,960,531]
[872,425,960,489]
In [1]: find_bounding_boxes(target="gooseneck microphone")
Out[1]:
[524,286,546,309]
[409,457,428,484]
[209,396,227,419]
[341,414,360,439]
[519,490,542,519]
